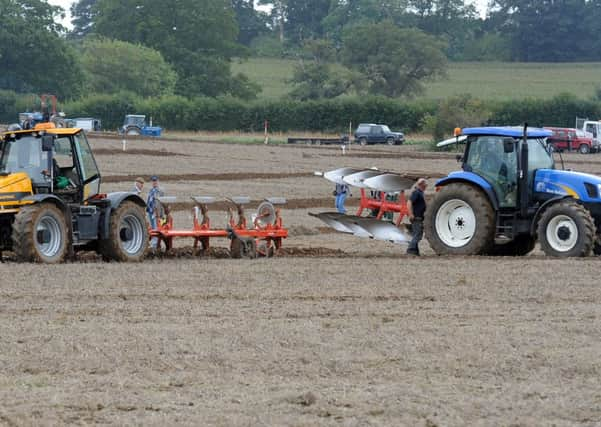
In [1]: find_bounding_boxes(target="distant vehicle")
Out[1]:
[119,114,162,137]
[19,94,65,129]
[575,118,601,152]
[545,127,595,154]
[65,117,102,132]
[354,123,404,146]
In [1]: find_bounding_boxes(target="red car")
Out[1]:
[545,127,595,154]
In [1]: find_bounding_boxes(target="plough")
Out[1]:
[310,167,416,244]
[149,196,288,258]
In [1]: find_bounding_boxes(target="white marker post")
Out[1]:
[122,138,127,152]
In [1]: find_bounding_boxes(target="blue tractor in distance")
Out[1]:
[425,125,601,257]
[119,114,162,137]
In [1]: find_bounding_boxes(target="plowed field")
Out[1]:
[1,135,600,426]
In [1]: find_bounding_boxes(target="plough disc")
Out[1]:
[323,167,362,184]
[362,173,415,193]
[343,169,382,188]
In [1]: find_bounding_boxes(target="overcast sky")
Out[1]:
[49,0,489,29]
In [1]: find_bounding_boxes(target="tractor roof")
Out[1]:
[462,126,552,138]
[1,127,81,138]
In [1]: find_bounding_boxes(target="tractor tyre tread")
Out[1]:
[425,183,495,255]
[12,203,68,263]
[537,200,595,257]
[98,201,148,262]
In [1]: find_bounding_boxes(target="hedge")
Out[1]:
[2,90,601,133]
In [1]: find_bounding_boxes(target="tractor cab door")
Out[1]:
[464,136,518,208]
[72,132,101,200]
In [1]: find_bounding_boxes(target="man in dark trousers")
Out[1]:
[407,178,427,256]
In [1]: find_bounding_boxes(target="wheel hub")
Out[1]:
[546,214,578,252]
[435,199,477,248]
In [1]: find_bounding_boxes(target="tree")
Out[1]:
[488,0,597,61]
[341,22,447,97]
[0,0,85,98]
[288,39,353,100]
[258,0,287,41]
[286,0,332,43]
[80,38,177,97]
[231,0,269,45]
[69,0,98,39]
[93,0,258,98]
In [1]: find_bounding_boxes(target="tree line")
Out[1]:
[2,0,601,104]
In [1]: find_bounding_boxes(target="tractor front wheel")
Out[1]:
[98,201,148,261]
[537,200,595,257]
[12,203,69,263]
[425,183,495,255]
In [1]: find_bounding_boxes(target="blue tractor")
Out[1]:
[425,125,601,257]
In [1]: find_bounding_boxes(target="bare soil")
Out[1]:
[2,135,601,425]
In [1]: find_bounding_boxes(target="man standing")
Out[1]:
[407,178,427,256]
[146,175,163,250]
[132,177,144,195]
[334,182,350,214]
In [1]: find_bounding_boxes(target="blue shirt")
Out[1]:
[146,186,163,214]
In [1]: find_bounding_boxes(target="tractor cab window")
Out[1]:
[465,136,518,207]
[0,136,48,184]
[53,137,74,170]
[527,138,554,172]
[73,132,100,198]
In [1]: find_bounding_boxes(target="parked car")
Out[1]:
[354,123,404,146]
[544,127,596,154]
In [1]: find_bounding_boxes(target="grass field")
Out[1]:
[232,58,601,101]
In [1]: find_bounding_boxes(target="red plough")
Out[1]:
[149,197,288,258]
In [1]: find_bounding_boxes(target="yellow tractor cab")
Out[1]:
[0,124,148,262]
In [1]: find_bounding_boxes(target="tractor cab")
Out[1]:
[461,128,554,208]
[0,126,100,204]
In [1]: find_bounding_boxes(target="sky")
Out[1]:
[48,0,490,29]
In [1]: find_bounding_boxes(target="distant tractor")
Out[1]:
[0,124,148,262]
[425,125,601,257]
[120,114,162,137]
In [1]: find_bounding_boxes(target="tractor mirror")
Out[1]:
[503,138,514,153]
[41,134,54,151]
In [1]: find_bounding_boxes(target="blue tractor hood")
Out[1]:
[535,169,601,202]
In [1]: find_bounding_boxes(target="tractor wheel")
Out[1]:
[487,234,536,256]
[537,200,595,257]
[578,144,590,154]
[125,126,142,136]
[425,183,495,255]
[98,201,148,261]
[386,137,395,146]
[12,203,69,263]
[359,137,367,146]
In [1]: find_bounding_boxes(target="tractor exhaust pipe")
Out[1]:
[519,123,529,218]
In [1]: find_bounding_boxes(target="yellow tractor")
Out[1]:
[0,124,148,262]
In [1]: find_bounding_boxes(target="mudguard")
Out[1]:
[435,171,499,210]
[105,191,146,209]
[21,194,68,212]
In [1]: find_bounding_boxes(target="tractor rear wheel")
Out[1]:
[12,203,69,263]
[488,234,536,256]
[98,201,148,261]
[537,200,595,257]
[425,183,495,255]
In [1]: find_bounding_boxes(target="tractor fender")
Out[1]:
[435,172,499,211]
[530,195,573,235]
[21,194,68,213]
[98,192,147,239]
